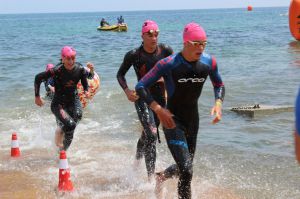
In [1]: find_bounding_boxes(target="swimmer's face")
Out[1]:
[142,30,159,49]
[62,55,76,70]
[185,40,207,61]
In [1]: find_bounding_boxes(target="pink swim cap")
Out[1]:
[183,22,207,43]
[142,20,159,34]
[45,63,54,71]
[61,46,76,58]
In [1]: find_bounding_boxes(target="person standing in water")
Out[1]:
[34,46,90,151]
[117,20,173,179]
[135,22,225,199]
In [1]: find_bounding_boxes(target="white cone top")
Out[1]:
[59,159,69,169]
[11,140,19,148]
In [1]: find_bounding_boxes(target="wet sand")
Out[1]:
[0,170,51,199]
[155,178,242,199]
[0,169,242,199]
[0,146,242,198]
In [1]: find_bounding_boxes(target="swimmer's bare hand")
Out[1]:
[86,62,94,74]
[152,103,175,129]
[125,88,139,102]
[211,99,222,124]
[35,96,44,107]
[157,77,164,83]
[48,85,55,93]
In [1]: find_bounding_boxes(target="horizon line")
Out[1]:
[0,5,288,15]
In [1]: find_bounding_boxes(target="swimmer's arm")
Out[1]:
[150,101,175,129]
[85,62,94,79]
[81,68,89,92]
[295,131,300,163]
[117,51,135,91]
[208,57,225,123]
[117,51,138,102]
[295,88,300,163]
[34,70,52,97]
[161,43,174,56]
[135,68,161,104]
[208,57,225,101]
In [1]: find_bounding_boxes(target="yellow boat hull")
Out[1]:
[97,24,128,32]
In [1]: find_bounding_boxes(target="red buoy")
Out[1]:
[247,5,253,11]
[289,0,300,40]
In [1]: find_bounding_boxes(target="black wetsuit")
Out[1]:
[100,20,109,27]
[136,52,225,199]
[44,77,54,100]
[117,43,173,177]
[34,62,88,151]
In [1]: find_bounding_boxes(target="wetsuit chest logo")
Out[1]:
[178,78,205,83]
[65,80,75,87]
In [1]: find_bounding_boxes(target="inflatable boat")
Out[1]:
[97,23,128,32]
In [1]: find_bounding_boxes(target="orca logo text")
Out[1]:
[178,78,205,83]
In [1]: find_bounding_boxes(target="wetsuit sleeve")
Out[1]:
[116,50,135,90]
[34,70,54,97]
[44,81,49,92]
[161,43,174,56]
[296,87,300,135]
[84,67,94,79]
[49,78,54,86]
[135,60,168,105]
[81,68,89,92]
[86,71,94,79]
[44,78,54,92]
[209,56,225,101]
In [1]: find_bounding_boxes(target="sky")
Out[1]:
[0,0,290,14]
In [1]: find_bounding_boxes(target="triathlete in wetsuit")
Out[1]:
[295,87,300,163]
[44,62,95,101]
[34,46,89,151]
[135,23,225,199]
[117,20,173,178]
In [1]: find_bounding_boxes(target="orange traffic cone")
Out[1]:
[58,150,74,191]
[11,132,20,157]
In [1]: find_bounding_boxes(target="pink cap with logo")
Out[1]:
[142,20,159,34]
[61,46,76,58]
[45,63,54,71]
[183,22,207,43]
